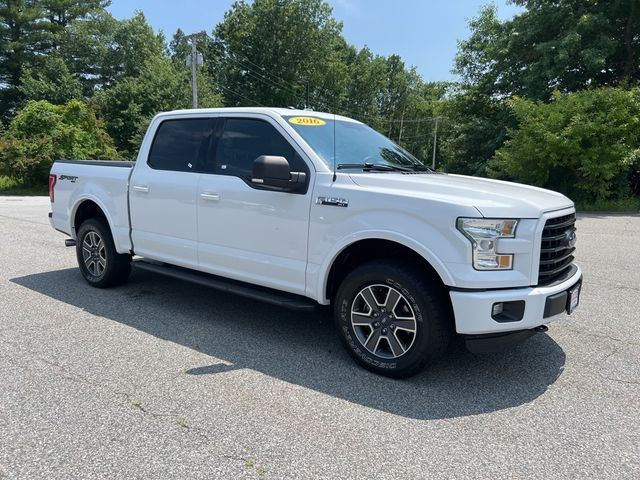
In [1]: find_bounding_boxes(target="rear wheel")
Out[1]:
[334,260,452,378]
[76,218,131,288]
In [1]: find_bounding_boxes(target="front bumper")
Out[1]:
[450,264,582,335]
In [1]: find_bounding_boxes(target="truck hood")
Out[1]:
[348,172,573,218]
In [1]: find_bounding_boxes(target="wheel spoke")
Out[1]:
[384,288,401,312]
[392,319,416,332]
[359,287,379,312]
[351,311,376,326]
[364,329,382,353]
[386,332,405,357]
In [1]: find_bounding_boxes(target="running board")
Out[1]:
[132,260,317,312]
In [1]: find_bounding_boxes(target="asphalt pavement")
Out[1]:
[0,196,638,479]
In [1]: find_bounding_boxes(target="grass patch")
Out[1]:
[576,197,640,212]
[0,176,47,195]
[243,459,268,480]
[176,417,188,428]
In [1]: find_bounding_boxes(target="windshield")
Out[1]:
[283,115,428,171]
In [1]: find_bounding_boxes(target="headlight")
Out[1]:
[457,218,518,270]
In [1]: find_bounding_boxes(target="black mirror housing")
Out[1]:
[251,155,306,191]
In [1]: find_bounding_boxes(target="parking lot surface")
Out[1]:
[0,196,638,479]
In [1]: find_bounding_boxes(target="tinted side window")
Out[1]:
[214,119,306,179]
[148,119,214,172]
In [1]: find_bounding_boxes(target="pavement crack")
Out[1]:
[562,328,640,347]
[599,375,640,386]
[23,354,186,426]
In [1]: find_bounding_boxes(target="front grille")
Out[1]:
[538,213,576,285]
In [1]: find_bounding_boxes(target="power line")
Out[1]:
[215,41,298,90]
[215,42,309,103]
[217,84,267,107]
[211,40,443,129]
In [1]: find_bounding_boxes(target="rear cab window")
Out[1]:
[148,118,216,172]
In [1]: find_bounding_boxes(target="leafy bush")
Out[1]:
[0,100,119,186]
[489,88,640,203]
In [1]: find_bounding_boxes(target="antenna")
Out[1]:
[332,111,337,182]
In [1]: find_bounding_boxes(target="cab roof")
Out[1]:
[155,107,361,123]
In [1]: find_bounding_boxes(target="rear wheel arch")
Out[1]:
[73,199,110,237]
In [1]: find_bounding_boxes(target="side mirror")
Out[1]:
[251,155,306,191]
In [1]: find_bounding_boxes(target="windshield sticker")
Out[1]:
[288,116,326,126]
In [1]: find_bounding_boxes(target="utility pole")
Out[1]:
[432,116,441,170]
[185,31,207,109]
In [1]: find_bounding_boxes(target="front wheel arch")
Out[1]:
[325,238,449,303]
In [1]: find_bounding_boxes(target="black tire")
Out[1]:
[76,218,131,288]
[334,260,452,378]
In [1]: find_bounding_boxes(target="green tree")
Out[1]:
[41,0,109,28]
[341,47,386,124]
[62,10,165,94]
[0,0,45,117]
[212,0,346,108]
[0,99,118,185]
[489,88,640,203]
[19,54,83,104]
[456,1,640,101]
[168,28,191,65]
[439,87,513,175]
[94,56,223,155]
[0,0,112,117]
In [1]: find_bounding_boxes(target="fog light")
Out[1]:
[491,300,526,322]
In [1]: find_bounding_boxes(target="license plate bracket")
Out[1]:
[567,282,581,314]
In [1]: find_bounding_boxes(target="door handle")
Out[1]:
[132,184,149,193]
[200,192,220,201]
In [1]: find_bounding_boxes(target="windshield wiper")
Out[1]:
[336,163,413,172]
[408,164,436,173]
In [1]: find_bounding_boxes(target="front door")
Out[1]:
[197,117,313,295]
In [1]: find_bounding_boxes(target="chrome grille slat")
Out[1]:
[538,213,576,285]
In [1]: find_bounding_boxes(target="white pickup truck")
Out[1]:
[49,107,582,377]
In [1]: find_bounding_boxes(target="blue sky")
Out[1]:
[107,0,522,82]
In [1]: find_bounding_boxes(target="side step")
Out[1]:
[132,260,317,312]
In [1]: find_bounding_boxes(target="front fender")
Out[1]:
[312,229,456,304]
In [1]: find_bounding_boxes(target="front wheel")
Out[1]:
[334,260,452,378]
[76,218,131,288]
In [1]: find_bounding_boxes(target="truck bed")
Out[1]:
[49,159,134,253]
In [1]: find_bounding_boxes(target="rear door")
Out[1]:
[197,116,313,295]
[129,117,215,269]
